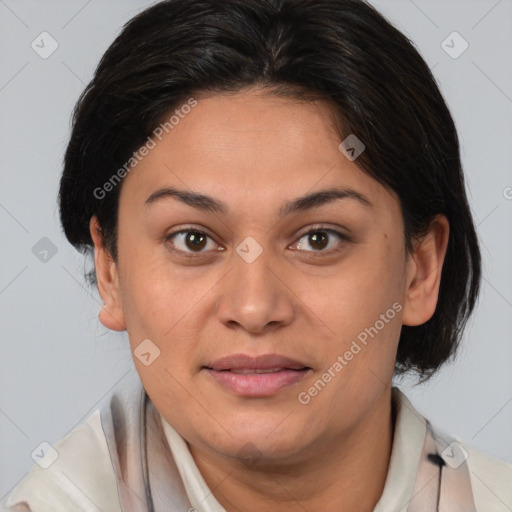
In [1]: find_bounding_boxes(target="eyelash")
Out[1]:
[164,225,351,258]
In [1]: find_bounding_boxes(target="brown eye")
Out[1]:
[165,229,219,254]
[294,228,350,253]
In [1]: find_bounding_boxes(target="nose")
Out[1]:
[215,246,295,334]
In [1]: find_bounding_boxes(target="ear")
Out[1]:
[402,214,450,326]
[89,216,127,331]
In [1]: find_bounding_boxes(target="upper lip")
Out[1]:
[205,353,310,371]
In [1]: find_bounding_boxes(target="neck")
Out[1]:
[189,387,395,512]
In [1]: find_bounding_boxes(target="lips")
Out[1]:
[230,368,288,374]
[205,353,310,372]
[203,353,311,397]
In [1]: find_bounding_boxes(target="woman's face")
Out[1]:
[94,89,430,465]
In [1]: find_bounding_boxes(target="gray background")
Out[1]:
[1,0,511,498]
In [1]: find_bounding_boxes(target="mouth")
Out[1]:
[203,353,312,397]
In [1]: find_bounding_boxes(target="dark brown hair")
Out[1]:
[59,0,482,381]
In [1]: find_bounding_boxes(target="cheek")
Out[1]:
[118,254,213,370]
[120,266,200,403]
[350,234,405,305]
[118,247,183,327]
[323,248,403,327]
[309,241,404,376]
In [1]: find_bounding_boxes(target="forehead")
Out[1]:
[120,89,397,216]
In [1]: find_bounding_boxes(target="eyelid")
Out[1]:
[295,223,351,240]
[165,225,215,241]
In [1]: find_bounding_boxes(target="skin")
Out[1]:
[90,87,449,512]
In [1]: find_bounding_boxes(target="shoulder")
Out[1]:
[425,417,512,511]
[1,409,121,512]
[462,440,512,511]
[394,388,512,511]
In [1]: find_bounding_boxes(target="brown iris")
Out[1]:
[308,231,329,251]
[185,231,208,251]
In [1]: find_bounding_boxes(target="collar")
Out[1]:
[373,387,428,511]
[2,376,476,512]
[159,386,476,512]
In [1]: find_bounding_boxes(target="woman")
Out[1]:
[2,0,511,510]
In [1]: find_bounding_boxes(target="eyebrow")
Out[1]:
[144,186,373,217]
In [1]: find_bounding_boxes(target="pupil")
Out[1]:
[186,232,206,251]
[310,232,328,250]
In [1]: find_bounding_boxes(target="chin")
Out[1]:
[199,423,312,463]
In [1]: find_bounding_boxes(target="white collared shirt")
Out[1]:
[2,375,511,511]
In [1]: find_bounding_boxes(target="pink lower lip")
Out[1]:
[205,368,310,397]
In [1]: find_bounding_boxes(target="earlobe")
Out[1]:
[402,214,450,327]
[89,216,127,331]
